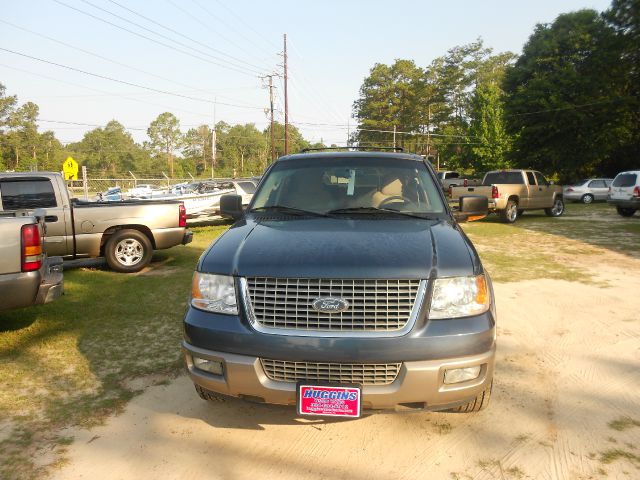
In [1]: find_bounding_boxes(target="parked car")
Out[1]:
[0,172,193,272]
[450,169,564,223]
[437,171,468,190]
[0,211,63,312]
[564,178,613,204]
[608,170,640,217]
[183,150,496,417]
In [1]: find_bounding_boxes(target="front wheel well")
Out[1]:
[100,225,156,255]
[507,195,519,204]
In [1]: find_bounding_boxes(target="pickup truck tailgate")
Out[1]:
[449,185,493,203]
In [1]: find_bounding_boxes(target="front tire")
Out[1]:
[104,229,153,273]
[499,200,519,223]
[447,381,492,413]
[545,197,565,217]
[581,194,594,204]
[616,207,637,217]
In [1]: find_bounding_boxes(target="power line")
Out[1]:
[191,0,277,60]
[104,0,271,73]
[0,47,265,110]
[165,0,269,69]
[52,0,262,77]
[0,18,229,96]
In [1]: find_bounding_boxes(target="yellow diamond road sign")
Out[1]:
[63,156,79,180]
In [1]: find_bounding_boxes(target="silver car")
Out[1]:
[564,178,613,203]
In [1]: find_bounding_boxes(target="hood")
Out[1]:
[199,217,478,279]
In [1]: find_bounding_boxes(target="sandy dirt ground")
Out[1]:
[52,259,640,480]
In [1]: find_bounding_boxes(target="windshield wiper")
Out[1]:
[327,207,436,219]
[250,205,328,217]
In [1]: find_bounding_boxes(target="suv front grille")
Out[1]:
[245,278,422,332]
[260,359,401,386]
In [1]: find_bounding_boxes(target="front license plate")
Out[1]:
[297,384,361,418]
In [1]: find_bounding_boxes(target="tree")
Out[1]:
[147,112,182,177]
[182,124,213,175]
[469,81,512,172]
[503,9,629,180]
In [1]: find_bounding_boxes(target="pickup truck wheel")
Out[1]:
[545,197,565,217]
[194,384,226,403]
[616,207,637,217]
[499,200,519,223]
[105,229,152,273]
[581,194,594,204]
[447,381,492,413]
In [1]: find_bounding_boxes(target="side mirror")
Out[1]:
[454,195,488,222]
[220,194,244,220]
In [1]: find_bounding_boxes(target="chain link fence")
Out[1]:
[67,171,247,199]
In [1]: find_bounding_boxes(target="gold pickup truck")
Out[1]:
[0,172,192,272]
[449,169,564,223]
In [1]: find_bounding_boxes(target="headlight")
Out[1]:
[429,275,489,319]
[191,273,238,315]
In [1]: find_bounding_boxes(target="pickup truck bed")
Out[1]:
[0,214,64,312]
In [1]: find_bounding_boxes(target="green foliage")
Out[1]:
[147,112,182,177]
[503,7,636,181]
[352,41,516,171]
[469,81,512,172]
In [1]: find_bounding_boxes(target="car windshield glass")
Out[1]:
[612,174,637,187]
[483,172,524,185]
[250,157,445,215]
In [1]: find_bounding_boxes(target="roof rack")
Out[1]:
[299,146,404,153]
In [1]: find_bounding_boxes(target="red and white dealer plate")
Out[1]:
[297,384,361,418]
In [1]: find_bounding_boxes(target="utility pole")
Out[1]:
[260,74,277,162]
[211,97,217,179]
[393,125,397,149]
[283,33,289,155]
[347,118,350,147]
[427,103,431,157]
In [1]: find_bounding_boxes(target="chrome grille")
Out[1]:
[261,359,401,386]
[245,278,422,332]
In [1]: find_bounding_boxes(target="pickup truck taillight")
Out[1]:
[448,185,453,199]
[463,179,468,187]
[634,186,640,198]
[21,224,43,272]
[179,204,187,227]
[491,185,499,199]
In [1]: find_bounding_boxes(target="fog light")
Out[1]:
[193,357,224,376]
[444,365,481,384]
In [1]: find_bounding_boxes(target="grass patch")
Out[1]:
[462,202,640,283]
[0,223,230,478]
[599,449,640,466]
[609,416,640,432]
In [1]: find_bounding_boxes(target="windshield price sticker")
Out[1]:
[298,385,361,418]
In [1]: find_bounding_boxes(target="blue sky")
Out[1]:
[0,0,612,146]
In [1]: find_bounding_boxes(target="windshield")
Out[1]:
[250,157,445,215]
[612,173,637,188]
[483,171,524,185]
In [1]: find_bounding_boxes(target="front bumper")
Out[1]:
[184,341,495,411]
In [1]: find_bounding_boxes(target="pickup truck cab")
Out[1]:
[437,170,468,190]
[0,212,63,312]
[608,170,640,217]
[0,172,193,272]
[450,169,564,223]
[183,150,496,417]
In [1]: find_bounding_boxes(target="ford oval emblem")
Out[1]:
[312,297,350,314]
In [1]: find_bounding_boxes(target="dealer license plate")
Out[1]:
[297,384,361,418]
